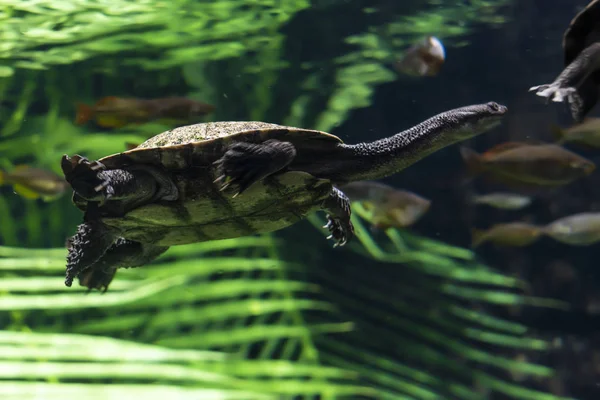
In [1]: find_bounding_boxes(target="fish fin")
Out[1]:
[12,165,30,172]
[389,209,411,228]
[40,192,65,202]
[550,125,566,144]
[125,142,139,151]
[95,96,121,106]
[13,184,40,200]
[95,115,129,129]
[471,228,486,248]
[481,172,557,193]
[75,103,94,125]
[482,141,530,156]
[469,194,482,206]
[460,147,485,176]
[361,201,376,212]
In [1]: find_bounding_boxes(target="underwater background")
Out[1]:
[1,0,600,399]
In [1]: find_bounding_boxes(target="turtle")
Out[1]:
[61,101,507,291]
[529,0,600,122]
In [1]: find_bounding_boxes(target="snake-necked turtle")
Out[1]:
[530,0,600,122]
[61,102,507,291]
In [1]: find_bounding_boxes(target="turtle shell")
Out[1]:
[90,121,344,246]
[563,0,600,66]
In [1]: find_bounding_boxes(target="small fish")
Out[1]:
[471,192,532,210]
[471,222,542,248]
[542,212,600,246]
[75,96,215,129]
[551,118,600,148]
[394,36,446,77]
[460,142,595,187]
[0,165,68,201]
[340,181,431,230]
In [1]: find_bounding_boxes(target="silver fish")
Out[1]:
[472,192,532,210]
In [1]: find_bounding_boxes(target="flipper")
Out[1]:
[213,139,297,196]
[321,187,354,247]
[529,42,600,122]
[61,154,176,206]
[77,238,169,292]
[65,221,116,287]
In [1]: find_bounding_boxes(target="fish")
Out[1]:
[394,36,446,77]
[0,165,69,201]
[471,222,542,248]
[542,212,600,246]
[340,181,431,230]
[471,192,532,210]
[460,142,595,187]
[551,118,600,148]
[75,96,215,129]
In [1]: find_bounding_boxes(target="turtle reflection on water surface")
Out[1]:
[61,102,507,291]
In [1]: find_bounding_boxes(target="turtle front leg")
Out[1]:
[77,238,169,292]
[321,187,354,247]
[529,42,600,122]
[65,221,116,287]
[213,139,297,196]
[61,155,170,205]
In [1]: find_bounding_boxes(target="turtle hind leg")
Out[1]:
[65,221,116,287]
[321,187,355,247]
[213,139,297,196]
[61,155,166,205]
[568,77,599,123]
[78,238,169,292]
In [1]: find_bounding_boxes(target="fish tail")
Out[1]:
[471,228,486,248]
[459,146,485,176]
[75,103,94,125]
[468,194,483,206]
[549,124,565,144]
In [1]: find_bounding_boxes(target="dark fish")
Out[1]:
[471,192,532,210]
[472,222,542,248]
[394,36,446,77]
[75,96,215,129]
[461,142,595,187]
[542,212,600,246]
[551,118,600,148]
[340,181,430,230]
[0,165,68,201]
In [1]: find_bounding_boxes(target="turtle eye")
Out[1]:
[487,102,500,111]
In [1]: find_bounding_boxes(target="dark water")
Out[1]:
[1,1,600,399]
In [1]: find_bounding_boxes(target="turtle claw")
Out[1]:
[529,83,576,104]
[323,214,352,247]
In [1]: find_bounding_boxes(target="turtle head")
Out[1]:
[444,101,507,140]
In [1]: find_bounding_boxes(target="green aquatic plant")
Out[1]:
[0,237,372,399]
[0,1,573,397]
[0,0,311,74]
[0,217,573,399]
[305,210,571,400]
